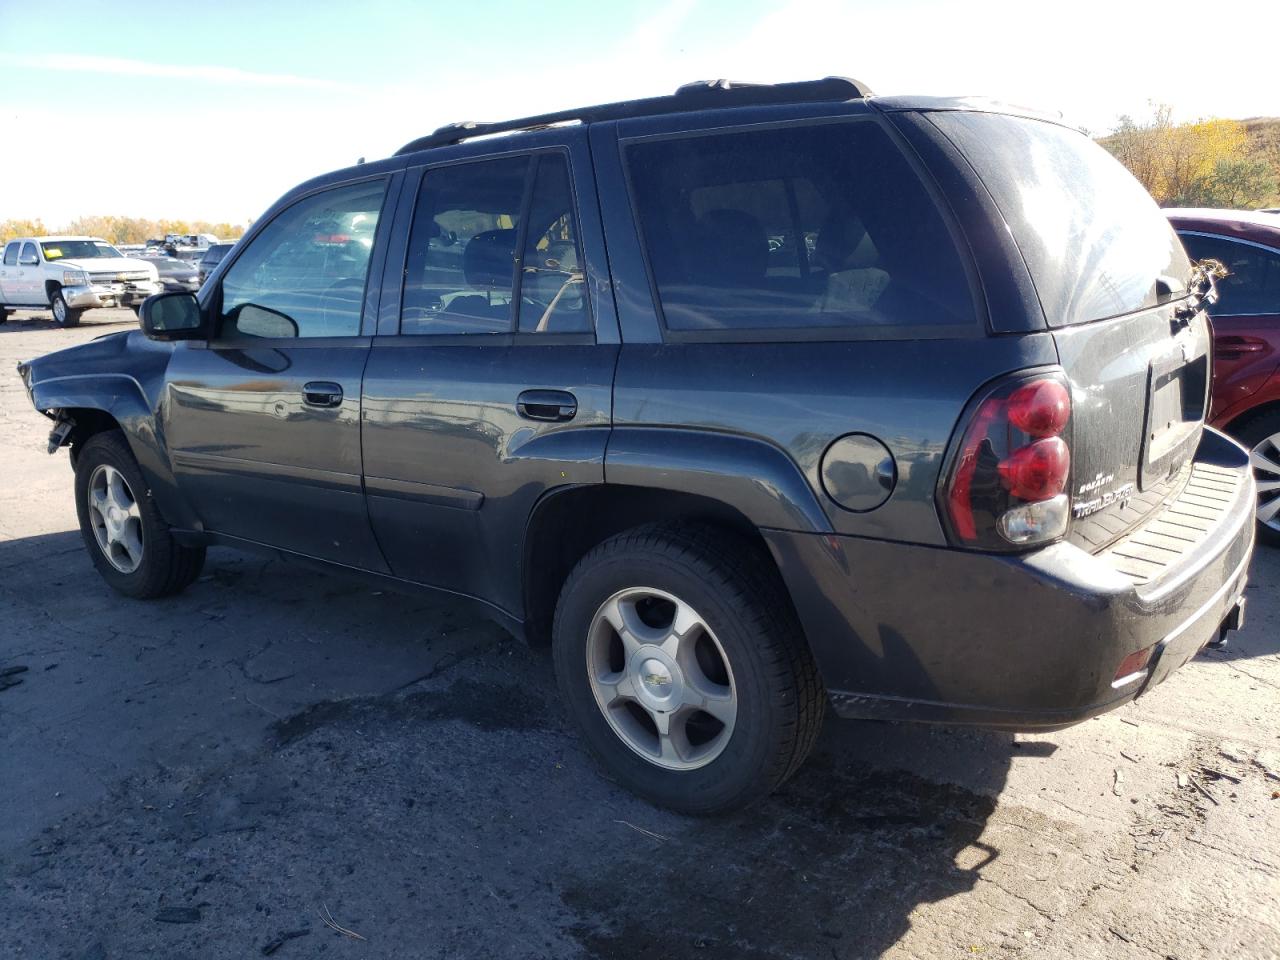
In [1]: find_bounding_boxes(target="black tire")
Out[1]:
[552,523,825,814]
[74,431,206,598]
[0,308,9,325]
[51,288,82,328]
[1233,408,1280,548]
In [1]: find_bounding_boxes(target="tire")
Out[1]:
[51,288,82,328]
[73,431,205,598]
[0,308,9,325]
[552,523,825,814]
[1234,408,1280,547]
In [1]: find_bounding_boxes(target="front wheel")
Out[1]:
[1237,409,1280,547]
[552,524,825,813]
[51,288,82,327]
[74,431,205,598]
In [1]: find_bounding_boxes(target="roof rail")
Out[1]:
[393,76,873,157]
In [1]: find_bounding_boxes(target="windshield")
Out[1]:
[41,240,122,261]
[929,112,1190,327]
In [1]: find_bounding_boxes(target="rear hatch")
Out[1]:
[928,110,1210,551]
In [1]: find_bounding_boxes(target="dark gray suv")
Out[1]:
[18,79,1256,813]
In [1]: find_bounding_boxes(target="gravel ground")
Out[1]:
[1,308,1278,960]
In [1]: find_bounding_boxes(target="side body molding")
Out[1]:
[604,427,833,534]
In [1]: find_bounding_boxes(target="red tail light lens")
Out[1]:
[941,372,1073,550]
[998,437,1070,500]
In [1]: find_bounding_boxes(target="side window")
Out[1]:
[20,242,39,265]
[1179,233,1280,316]
[625,121,975,333]
[218,179,386,339]
[2,243,17,266]
[401,156,528,335]
[518,155,590,333]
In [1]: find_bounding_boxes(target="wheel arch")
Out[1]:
[1224,398,1280,438]
[29,375,199,530]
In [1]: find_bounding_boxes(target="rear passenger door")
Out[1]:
[361,131,617,616]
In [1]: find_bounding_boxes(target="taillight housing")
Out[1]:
[940,371,1073,551]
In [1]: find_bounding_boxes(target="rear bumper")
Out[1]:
[766,427,1256,730]
[63,281,160,310]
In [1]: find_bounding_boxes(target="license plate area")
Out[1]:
[1141,349,1207,489]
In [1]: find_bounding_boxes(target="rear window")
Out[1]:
[929,112,1190,327]
[625,120,975,335]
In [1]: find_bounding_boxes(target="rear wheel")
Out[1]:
[0,308,9,325]
[74,431,205,597]
[552,524,825,813]
[1237,409,1280,547]
[51,288,82,328]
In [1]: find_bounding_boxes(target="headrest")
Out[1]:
[696,208,768,286]
[815,214,878,271]
[463,229,517,288]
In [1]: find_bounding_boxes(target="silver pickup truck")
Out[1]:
[0,236,160,327]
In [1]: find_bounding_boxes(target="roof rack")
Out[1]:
[393,76,874,157]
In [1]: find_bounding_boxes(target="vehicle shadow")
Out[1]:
[1201,545,1280,662]
[0,311,135,333]
[0,530,1024,959]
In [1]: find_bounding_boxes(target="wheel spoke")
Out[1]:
[1258,494,1280,524]
[90,486,109,516]
[107,470,134,512]
[681,682,735,725]
[658,598,703,659]
[1251,447,1280,478]
[599,596,643,659]
[1258,479,1280,494]
[598,670,637,705]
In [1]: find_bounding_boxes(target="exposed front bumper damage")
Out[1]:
[766,427,1256,731]
[62,280,160,310]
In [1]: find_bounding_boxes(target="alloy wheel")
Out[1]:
[1253,431,1280,533]
[585,587,737,771]
[87,464,144,573]
[52,295,66,324]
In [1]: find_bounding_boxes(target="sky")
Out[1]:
[1,0,1277,227]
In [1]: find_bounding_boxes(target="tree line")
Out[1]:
[1100,106,1279,208]
[0,216,249,245]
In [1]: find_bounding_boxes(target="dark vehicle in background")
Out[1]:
[142,254,203,295]
[1167,209,1280,544]
[17,80,1254,813]
[197,242,234,283]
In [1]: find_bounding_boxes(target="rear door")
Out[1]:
[162,175,396,569]
[924,111,1211,551]
[0,242,19,303]
[1175,231,1280,421]
[360,130,617,616]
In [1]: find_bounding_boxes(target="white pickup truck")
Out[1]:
[0,236,161,327]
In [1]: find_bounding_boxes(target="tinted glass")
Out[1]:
[219,179,386,339]
[1178,233,1280,316]
[20,243,39,264]
[2,243,17,266]
[401,156,528,335]
[931,112,1191,327]
[518,155,590,333]
[626,120,974,333]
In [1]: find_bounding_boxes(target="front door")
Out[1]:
[361,136,617,616]
[162,175,396,571]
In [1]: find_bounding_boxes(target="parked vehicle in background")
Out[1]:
[142,254,202,295]
[17,80,1255,812]
[197,242,234,282]
[1167,209,1280,544]
[165,233,220,250]
[0,236,160,326]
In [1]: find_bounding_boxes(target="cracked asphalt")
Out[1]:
[2,309,1278,960]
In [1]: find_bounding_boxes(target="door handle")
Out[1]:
[303,381,344,407]
[517,389,577,422]
[1215,335,1268,359]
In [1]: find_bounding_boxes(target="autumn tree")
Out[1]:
[1101,104,1280,208]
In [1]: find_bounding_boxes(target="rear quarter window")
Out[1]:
[929,112,1191,327]
[625,119,976,337]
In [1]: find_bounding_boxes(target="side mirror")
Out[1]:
[18,255,38,267]
[138,292,206,341]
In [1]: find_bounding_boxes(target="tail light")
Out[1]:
[941,371,1073,550]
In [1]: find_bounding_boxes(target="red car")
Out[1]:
[1167,208,1280,545]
